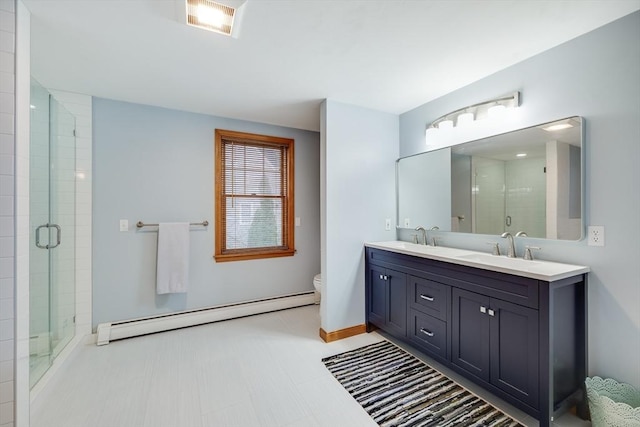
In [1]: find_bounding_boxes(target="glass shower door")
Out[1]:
[29,79,76,389]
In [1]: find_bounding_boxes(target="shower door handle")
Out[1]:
[35,223,61,249]
[35,224,48,249]
[49,224,61,249]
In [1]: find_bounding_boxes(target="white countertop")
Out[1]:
[365,241,590,281]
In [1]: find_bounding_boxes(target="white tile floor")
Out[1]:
[31,305,590,427]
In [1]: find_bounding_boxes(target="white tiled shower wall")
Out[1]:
[0,1,16,426]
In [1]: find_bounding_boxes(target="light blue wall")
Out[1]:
[399,12,640,388]
[92,98,320,328]
[321,100,398,332]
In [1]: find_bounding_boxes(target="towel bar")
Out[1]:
[136,220,209,228]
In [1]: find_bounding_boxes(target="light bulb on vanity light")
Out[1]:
[438,119,454,129]
[425,127,438,137]
[487,104,506,117]
[457,112,474,126]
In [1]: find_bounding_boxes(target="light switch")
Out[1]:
[120,219,128,232]
[385,219,391,231]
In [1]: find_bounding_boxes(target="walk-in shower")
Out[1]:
[29,78,76,389]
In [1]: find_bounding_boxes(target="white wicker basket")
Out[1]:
[585,376,640,427]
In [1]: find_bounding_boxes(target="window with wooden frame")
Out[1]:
[214,129,295,262]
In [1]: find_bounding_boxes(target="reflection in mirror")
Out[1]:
[397,117,583,241]
[397,148,451,232]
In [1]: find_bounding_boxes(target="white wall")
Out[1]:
[321,99,398,332]
[92,98,320,328]
[399,11,640,388]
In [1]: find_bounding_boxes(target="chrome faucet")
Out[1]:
[515,231,528,237]
[415,226,427,245]
[501,232,516,258]
[428,226,440,246]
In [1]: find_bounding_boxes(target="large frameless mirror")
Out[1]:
[397,116,583,240]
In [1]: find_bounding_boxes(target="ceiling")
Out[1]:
[23,0,640,132]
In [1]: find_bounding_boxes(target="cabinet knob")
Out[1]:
[480,306,487,313]
[488,309,495,317]
[420,328,434,337]
[420,294,435,302]
[379,274,384,280]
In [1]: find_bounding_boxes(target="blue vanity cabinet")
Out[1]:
[365,246,587,427]
[366,264,407,337]
[452,287,539,409]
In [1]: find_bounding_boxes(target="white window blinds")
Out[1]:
[215,130,294,262]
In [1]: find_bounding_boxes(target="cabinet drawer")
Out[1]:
[409,276,449,320]
[409,310,447,360]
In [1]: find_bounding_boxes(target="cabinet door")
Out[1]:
[452,288,490,382]
[386,269,407,336]
[367,265,387,327]
[490,298,539,408]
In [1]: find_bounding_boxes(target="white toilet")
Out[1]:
[313,274,322,304]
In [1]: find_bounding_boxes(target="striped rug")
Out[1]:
[322,341,524,427]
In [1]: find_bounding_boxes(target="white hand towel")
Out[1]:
[156,223,190,294]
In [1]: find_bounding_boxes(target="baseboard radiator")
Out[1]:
[96,291,317,346]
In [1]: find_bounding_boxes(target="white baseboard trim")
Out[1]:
[96,291,316,346]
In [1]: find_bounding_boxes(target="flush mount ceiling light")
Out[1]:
[425,92,520,137]
[185,0,246,37]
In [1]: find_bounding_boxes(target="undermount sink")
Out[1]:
[456,253,541,269]
[376,241,469,258]
[454,252,588,278]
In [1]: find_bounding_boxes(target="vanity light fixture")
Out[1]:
[185,0,245,36]
[425,91,520,137]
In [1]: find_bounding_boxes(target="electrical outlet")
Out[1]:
[588,225,605,246]
[404,218,411,228]
[385,218,391,231]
